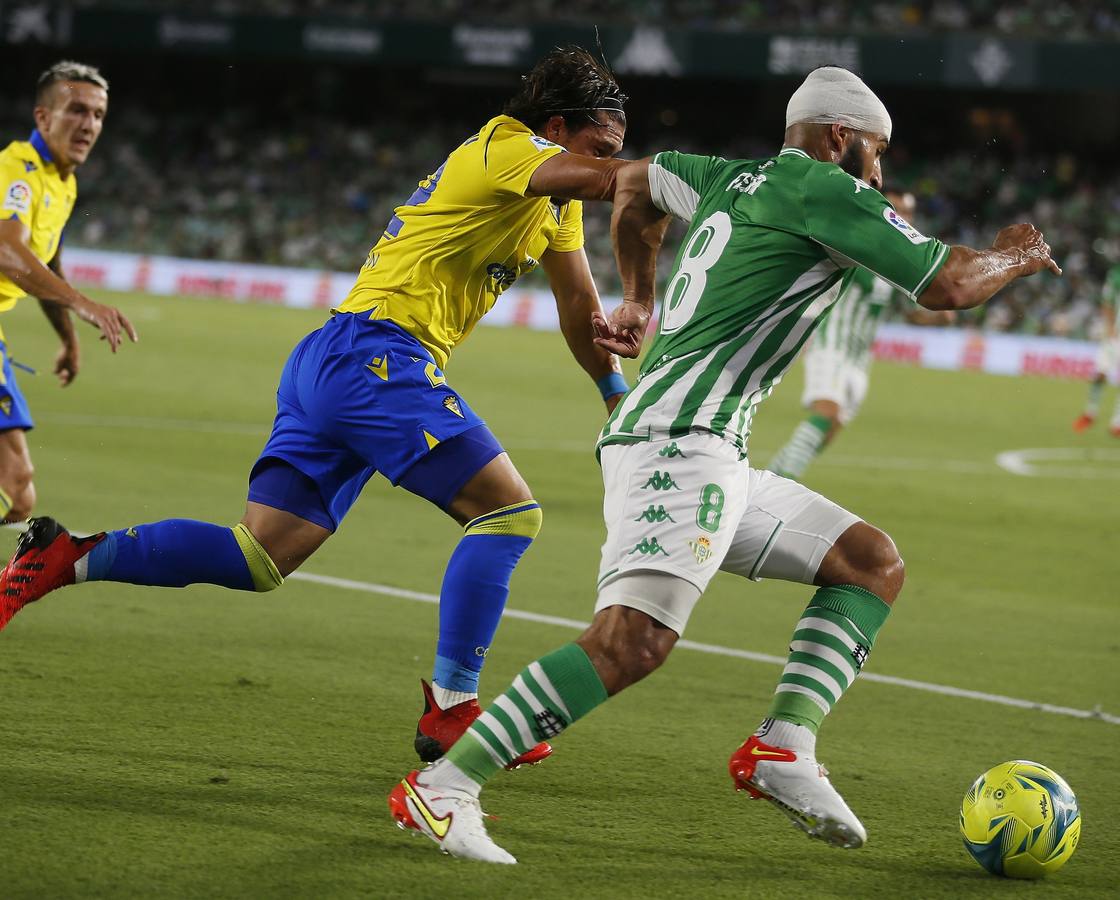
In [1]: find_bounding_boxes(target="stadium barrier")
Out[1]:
[64,247,1106,382]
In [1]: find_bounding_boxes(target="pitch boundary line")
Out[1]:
[3,522,1114,725]
[287,571,1120,727]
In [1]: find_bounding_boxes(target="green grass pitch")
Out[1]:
[0,292,1115,898]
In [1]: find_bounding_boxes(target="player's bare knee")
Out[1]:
[0,461,34,520]
[231,523,285,591]
[579,605,676,695]
[821,521,904,603]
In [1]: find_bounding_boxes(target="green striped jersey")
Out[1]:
[599,148,949,455]
[811,267,896,370]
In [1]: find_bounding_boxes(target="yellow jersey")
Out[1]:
[337,115,584,368]
[0,131,77,316]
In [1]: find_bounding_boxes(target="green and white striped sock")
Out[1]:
[767,413,831,480]
[440,642,608,791]
[767,585,891,734]
[1085,380,1103,416]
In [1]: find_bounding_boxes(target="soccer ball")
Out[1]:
[960,760,1081,879]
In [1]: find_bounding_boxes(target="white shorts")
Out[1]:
[1095,335,1119,378]
[595,432,861,635]
[800,347,870,425]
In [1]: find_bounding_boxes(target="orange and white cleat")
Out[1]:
[1072,413,1096,433]
[0,517,105,631]
[389,769,516,864]
[1109,423,1120,438]
[729,735,867,849]
[414,679,552,768]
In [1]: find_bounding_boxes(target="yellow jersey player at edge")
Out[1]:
[0,48,628,768]
[0,61,137,521]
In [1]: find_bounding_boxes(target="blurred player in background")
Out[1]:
[0,48,628,768]
[767,191,955,481]
[0,61,136,522]
[1072,262,1120,435]
[389,67,1061,864]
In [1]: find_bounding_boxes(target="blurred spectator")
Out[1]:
[72,0,1120,38]
[2,100,1115,337]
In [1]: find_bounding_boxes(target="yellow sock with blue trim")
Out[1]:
[81,519,283,592]
[432,501,542,702]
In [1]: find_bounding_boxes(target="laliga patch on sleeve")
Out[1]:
[883,207,930,245]
[2,179,32,215]
[529,136,564,152]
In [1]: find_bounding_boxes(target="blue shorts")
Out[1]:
[248,314,504,531]
[0,342,34,431]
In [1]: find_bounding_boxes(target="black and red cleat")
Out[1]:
[0,517,105,631]
[414,678,552,769]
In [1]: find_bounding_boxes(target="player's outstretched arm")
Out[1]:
[0,218,138,351]
[525,153,627,202]
[593,160,670,359]
[918,223,1061,311]
[541,247,629,412]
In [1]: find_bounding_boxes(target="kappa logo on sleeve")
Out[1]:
[883,207,931,245]
[2,180,32,215]
[529,135,563,152]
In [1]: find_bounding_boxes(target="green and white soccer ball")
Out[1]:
[960,760,1081,879]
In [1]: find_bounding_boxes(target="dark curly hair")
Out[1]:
[503,46,627,132]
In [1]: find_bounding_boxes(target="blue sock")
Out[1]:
[83,519,282,592]
[433,502,542,695]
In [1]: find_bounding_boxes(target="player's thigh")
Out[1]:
[595,432,749,635]
[1095,336,1119,376]
[719,468,860,585]
[302,316,504,515]
[441,447,532,526]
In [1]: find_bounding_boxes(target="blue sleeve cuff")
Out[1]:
[596,372,629,400]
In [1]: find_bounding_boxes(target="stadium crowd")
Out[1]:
[35,103,1113,339]
[75,0,1120,39]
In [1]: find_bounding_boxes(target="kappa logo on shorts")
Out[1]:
[688,535,713,565]
[629,537,669,557]
[442,395,464,418]
[635,504,676,524]
[658,442,686,458]
[641,471,681,491]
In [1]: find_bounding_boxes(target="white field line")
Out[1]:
[287,571,1120,727]
[2,521,1114,726]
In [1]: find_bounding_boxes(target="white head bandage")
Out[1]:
[785,67,892,141]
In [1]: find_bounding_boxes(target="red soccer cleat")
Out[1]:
[1072,414,1095,433]
[0,517,105,631]
[1110,424,1120,438]
[414,679,552,769]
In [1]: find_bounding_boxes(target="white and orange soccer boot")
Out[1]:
[729,735,867,849]
[388,769,516,864]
